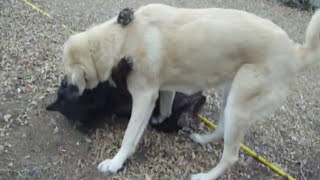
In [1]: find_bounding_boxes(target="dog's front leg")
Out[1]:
[98,85,158,174]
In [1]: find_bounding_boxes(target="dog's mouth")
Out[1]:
[46,101,60,111]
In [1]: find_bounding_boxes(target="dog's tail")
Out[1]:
[298,10,320,69]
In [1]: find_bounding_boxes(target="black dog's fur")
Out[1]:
[46,57,206,133]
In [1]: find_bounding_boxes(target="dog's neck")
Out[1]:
[87,34,101,81]
[86,20,130,82]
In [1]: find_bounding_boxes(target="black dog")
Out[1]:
[46,57,206,133]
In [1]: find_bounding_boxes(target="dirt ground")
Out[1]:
[1,0,319,179]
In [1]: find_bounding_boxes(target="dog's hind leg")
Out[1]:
[151,91,175,125]
[191,64,289,180]
[189,83,231,145]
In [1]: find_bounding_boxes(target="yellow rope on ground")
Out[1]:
[197,114,296,180]
[61,23,77,34]
[20,0,296,179]
[21,0,76,34]
[21,0,52,18]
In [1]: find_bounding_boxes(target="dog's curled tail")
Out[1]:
[306,10,320,50]
[300,10,320,68]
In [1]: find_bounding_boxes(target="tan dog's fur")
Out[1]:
[61,4,320,180]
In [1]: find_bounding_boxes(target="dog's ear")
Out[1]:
[67,67,86,96]
[117,8,134,26]
[61,76,68,88]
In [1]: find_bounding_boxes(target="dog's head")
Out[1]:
[63,29,126,95]
[46,57,135,132]
[46,77,79,111]
[48,56,134,111]
[45,78,117,132]
[62,33,101,96]
[62,8,136,97]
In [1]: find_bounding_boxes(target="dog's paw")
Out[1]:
[190,172,211,180]
[117,8,134,26]
[97,159,123,174]
[150,116,166,125]
[179,127,193,136]
[189,133,207,145]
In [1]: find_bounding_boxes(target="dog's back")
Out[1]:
[120,4,301,95]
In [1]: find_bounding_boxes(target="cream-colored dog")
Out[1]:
[61,4,320,180]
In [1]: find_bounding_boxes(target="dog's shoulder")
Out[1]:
[136,3,176,13]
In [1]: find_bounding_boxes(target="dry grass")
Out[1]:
[1,0,319,179]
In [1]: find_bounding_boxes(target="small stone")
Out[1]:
[85,138,92,143]
[48,119,57,127]
[0,145,4,152]
[4,114,12,122]
[4,142,12,148]
[54,126,59,134]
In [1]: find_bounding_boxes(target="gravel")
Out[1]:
[1,0,319,179]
